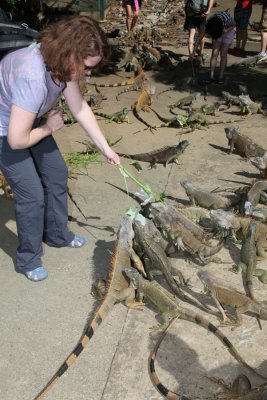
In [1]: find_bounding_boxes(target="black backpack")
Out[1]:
[0,8,39,60]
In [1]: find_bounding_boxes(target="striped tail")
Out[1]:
[149,312,266,399]
[33,297,115,399]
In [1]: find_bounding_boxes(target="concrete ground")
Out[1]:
[1,2,267,400]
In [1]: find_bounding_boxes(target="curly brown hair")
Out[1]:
[38,15,109,82]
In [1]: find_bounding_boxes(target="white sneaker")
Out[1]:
[256,52,267,62]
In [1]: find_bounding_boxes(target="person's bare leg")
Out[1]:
[125,4,133,32]
[236,27,241,49]
[210,40,220,80]
[239,28,247,50]
[199,36,205,55]
[219,42,231,80]
[131,11,139,31]
[260,31,267,53]
[188,28,196,56]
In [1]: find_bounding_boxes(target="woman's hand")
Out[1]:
[102,147,120,165]
[46,109,65,133]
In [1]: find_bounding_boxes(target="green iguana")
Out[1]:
[224,127,266,159]
[132,219,213,314]
[123,268,267,400]
[94,107,130,123]
[238,95,262,115]
[117,140,189,168]
[180,180,235,210]
[198,271,267,327]
[33,217,140,399]
[168,92,201,112]
[149,202,225,265]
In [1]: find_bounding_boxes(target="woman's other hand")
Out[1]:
[46,109,65,133]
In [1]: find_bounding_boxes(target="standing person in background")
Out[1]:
[123,0,147,33]
[0,16,120,282]
[184,0,214,58]
[191,11,236,84]
[228,0,253,57]
[256,0,267,61]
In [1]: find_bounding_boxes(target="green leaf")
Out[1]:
[130,161,143,172]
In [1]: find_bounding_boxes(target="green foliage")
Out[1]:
[65,152,99,168]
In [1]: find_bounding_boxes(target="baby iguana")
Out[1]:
[180,180,234,210]
[198,271,267,327]
[0,171,13,200]
[94,107,130,123]
[33,217,141,400]
[210,209,267,264]
[123,268,267,398]
[117,140,189,168]
[225,127,266,159]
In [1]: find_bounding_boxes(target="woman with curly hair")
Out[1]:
[0,16,120,281]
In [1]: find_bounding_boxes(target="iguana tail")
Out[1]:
[34,241,121,399]
[149,312,266,400]
[202,237,226,257]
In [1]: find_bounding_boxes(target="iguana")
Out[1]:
[208,374,267,399]
[244,180,267,212]
[180,180,235,210]
[148,202,225,265]
[117,140,189,168]
[224,127,266,159]
[92,63,145,87]
[222,91,241,108]
[131,84,155,129]
[231,55,257,68]
[250,153,267,178]
[132,218,214,314]
[149,108,242,132]
[0,171,13,200]
[238,95,262,115]
[33,217,140,400]
[168,92,201,112]
[198,271,267,327]
[123,267,267,400]
[94,107,130,123]
[234,222,261,318]
[210,209,267,263]
[115,81,143,101]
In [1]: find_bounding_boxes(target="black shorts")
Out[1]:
[123,0,142,8]
[184,15,206,31]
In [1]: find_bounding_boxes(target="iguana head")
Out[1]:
[122,107,130,115]
[224,127,237,140]
[124,268,141,289]
[177,140,189,152]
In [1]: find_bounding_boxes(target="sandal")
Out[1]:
[25,266,48,282]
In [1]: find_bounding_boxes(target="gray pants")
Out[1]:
[0,135,74,273]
